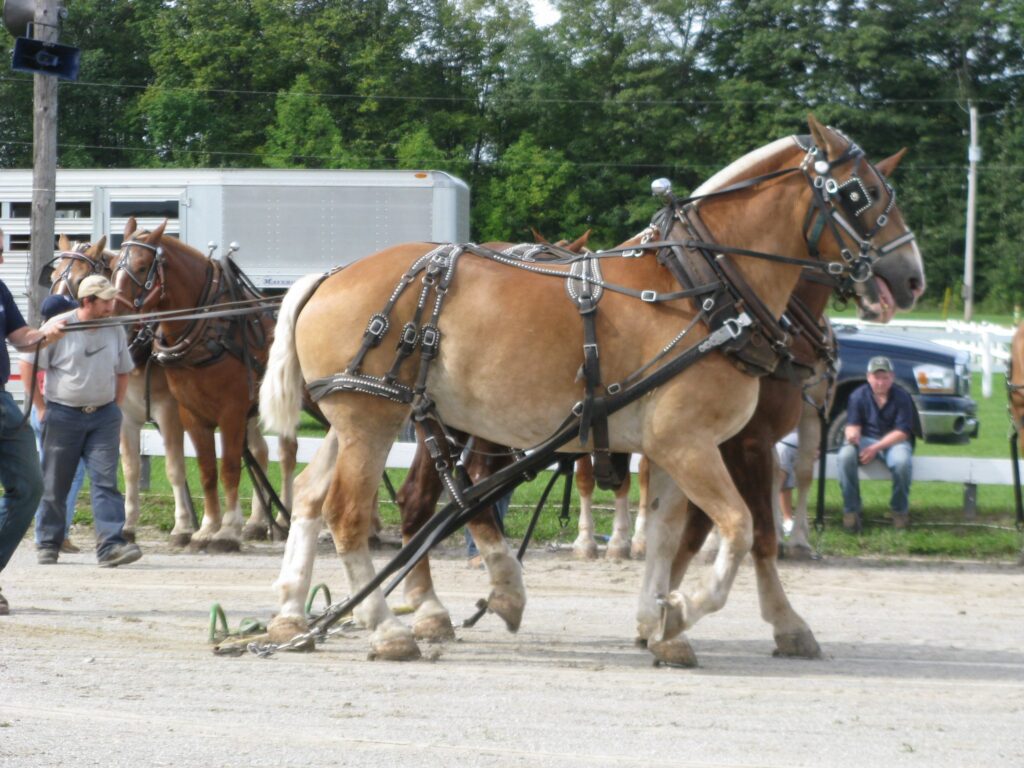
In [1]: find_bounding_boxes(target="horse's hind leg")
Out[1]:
[783,401,822,560]
[276,434,298,541]
[323,403,420,661]
[396,429,456,642]
[572,455,599,559]
[268,430,337,649]
[635,461,698,666]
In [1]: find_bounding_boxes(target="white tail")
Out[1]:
[260,273,323,439]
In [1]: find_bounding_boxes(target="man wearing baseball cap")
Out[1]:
[27,275,139,567]
[837,355,916,531]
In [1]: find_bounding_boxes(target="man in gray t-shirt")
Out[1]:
[27,275,140,567]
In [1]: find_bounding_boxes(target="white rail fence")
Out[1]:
[831,317,1017,398]
[138,431,1021,488]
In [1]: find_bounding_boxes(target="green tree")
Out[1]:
[261,75,354,168]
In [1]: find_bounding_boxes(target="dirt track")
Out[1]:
[2,531,1023,768]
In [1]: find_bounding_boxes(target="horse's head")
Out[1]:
[44,235,110,299]
[806,114,925,322]
[113,216,168,313]
[532,228,593,253]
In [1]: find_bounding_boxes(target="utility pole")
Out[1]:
[28,0,60,325]
[963,103,980,322]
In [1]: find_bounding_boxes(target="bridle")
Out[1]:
[113,236,166,312]
[41,245,106,298]
[796,134,917,285]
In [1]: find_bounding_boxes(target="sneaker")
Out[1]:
[97,542,142,568]
[60,538,80,554]
[37,548,59,565]
[782,518,794,536]
[0,589,8,616]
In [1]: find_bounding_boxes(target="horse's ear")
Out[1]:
[807,113,843,162]
[123,216,137,239]
[149,219,168,241]
[874,148,907,179]
[531,227,550,245]
[566,229,592,253]
[91,235,107,255]
[58,234,70,251]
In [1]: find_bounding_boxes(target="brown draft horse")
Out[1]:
[261,116,924,663]
[47,236,193,544]
[1006,323,1024,565]
[112,218,297,551]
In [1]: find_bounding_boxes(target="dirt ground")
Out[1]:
[2,529,1023,768]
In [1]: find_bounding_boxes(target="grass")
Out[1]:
[66,374,1024,562]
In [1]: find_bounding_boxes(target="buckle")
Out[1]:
[82,405,98,414]
[640,290,657,302]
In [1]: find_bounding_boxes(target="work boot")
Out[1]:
[97,542,143,568]
[842,512,860,533]
[37,548,59,565]
[892,512,910,530]
[60,538,80,554]
[0,588,8,616]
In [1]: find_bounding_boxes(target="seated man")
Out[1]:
[838,356,914,531]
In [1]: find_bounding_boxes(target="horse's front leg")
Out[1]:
[118,405,143,543]
[180,409,223,550]
[152,388,194,547]
[630,455,650,559]
[784,402,822,559]
[606,464,632,560]
[572,455,599,559]
[464,438,525,633]
[242,418,272,541]
[210,414,247,552]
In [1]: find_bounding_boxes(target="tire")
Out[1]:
[826,407,848,452]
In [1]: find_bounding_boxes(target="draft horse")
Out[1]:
[112,219,297,551]
[45,236,193,544]
[261,115,924,664]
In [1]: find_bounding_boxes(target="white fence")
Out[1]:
[139,431,1021,487]
[831,317,1017,398]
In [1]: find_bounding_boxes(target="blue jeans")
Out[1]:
[0,392,44,573]
[38,402,125,559]
[837,437,913,516]
[31,406,85,543]
[466,493,511,558]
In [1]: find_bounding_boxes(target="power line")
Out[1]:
[0,75,1017,109]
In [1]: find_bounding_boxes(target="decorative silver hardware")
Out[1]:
[640,290,657,302]
[813,160,830,175]
[651,178,673,199]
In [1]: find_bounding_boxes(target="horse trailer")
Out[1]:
[0,167,469,398]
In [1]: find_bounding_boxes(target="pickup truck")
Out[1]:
[828,326,980,447]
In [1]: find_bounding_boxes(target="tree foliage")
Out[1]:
[1,0,1022,308]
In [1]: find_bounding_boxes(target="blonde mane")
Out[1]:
[692,136,798,199]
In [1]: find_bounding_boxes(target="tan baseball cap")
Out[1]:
[867,356,894,374]
[77,274,119,301]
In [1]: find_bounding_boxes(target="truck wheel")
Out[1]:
[826,407,848,452]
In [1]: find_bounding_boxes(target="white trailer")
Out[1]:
[0,167,469,397]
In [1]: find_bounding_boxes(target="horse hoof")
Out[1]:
[649,636,698,668]
[630,540,646,560]
[207,538,241,554]
[413,613,456,643]
[122,530,136,544]
[368,625,421,661]
[487,589,526,633]
[270,525,289,543]
[267,615,315,652]
[188,537,210,552]
[572,540,599,560]
[170,532,193,548]
[242,525,268,542]
[773,630,822,659]
[605,542,631,561]
[782,543,816,561]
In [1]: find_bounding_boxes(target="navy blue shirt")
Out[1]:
[0,280,28,384]
[847,381,915,441]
